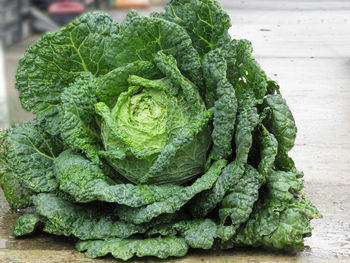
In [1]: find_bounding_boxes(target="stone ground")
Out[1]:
[1,0,350,262]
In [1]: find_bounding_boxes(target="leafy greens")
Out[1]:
[0,0,321,261]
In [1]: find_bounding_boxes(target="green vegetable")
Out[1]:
[1,0,320,260]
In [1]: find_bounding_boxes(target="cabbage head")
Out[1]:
[96,54,211,184]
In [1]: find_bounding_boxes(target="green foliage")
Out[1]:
[76,237,188,260]
[13,213,42,236]
[54,149,184,206]
[15,12,119,135]
[96,52,211,185]
[160,0,231,56]
[0,171,34,209]
[203,48,237,161]
[1,1,321,261]
[59,73,101,163]
[105,12,202,86]
[3,120,63,193]
[114,160,226,224]
[263,94,297,153]
[31,193,150,239]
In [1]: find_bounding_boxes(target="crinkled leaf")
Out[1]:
[263,94,297,153]
[266,170,304,211]
[32,193,149,240]
[54,150,184,207]
[76,237,188,261]
[43,221,64,236]
[3,120,63,192]
[161,0,231,56]
[288,199,322,220]
[224,40,268,103]
[0,134,34,209]
[174,219,217,249]
[258,125,278,175]
[97,61,161,108]
[190,161,244,218]
[154,51,200,106]
[0,171,34,209]
[15,12,119,135]
[115,160,227,224]
[190,94,259,217]
[13,213,42,237]
[59,73,101,163]
[105,13,202,86]
[275,151,299,173]
[235,207,278,246]
[146,224,177,238]
[235,94,259,163]
[203,48,237,160]
[219,165,263,226]
[140,110,213,184]
[236,199,321,252]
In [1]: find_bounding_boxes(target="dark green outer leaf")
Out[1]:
[13,213,42,237]
[15,12,119,135]
[146,219,236,246]
[235,93,260,164]
[43,221,65,236]
[105,13,202,86]
[234,165,313,250]
[263,94,297,153]
[154,51,199,106]
[115,159,227,224]
[54,150,184,207]
[224,40,268,103]
[191,94,258,217]
[258,126,278,175]
[173,219,218,249]
[76,237,188,261]
[275,151,299,173]
[236,199,321,252]
[1,132,34,209]
[59,73,101,163]
[203,48,237,161]
[189,161,244,218]
[3,120,63,193]
[0,171,34,209]
[32,193,149,240]
[162,0,231,56]
[265,170,304,211]
[219,165,264,226]
[146,223,177,238]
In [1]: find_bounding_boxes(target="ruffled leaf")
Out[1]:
[115,160,227,224]
[54,150,184,207]
[15,12,119,135]
[76,237,188,261]
[3,120,63,192]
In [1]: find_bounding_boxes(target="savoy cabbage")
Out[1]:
[0,0,321,260]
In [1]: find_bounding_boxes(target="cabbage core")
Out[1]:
[114,86,167,151]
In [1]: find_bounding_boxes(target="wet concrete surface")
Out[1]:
[1,0,350,262]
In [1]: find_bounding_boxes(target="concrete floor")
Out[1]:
[1,0,350,262]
